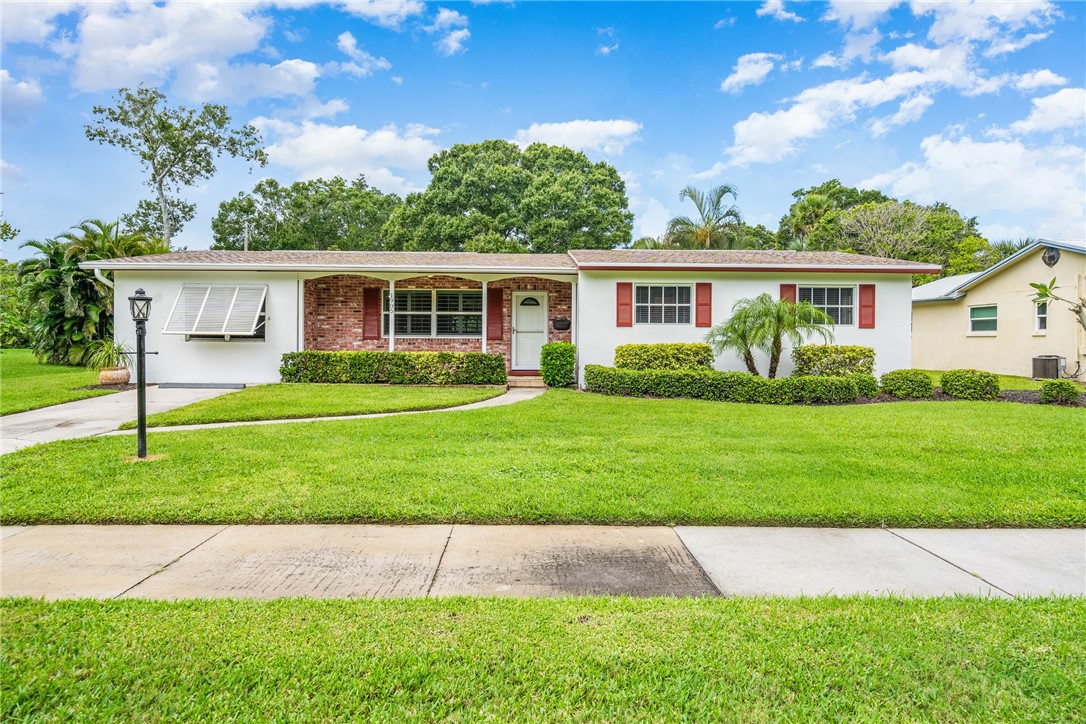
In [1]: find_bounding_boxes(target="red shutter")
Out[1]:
[616,282,633,327]
[859,284,876,329]
[486,287,503,340]
[695,283,712,327]
[362,287,381,340]
[780,284,797,303]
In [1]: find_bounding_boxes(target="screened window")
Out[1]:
[383,289,482,337]
[799,286,854,325]
[1035,302,1047,333]
[969,305,997,333]
[163,285,267,339]
[634,285,692,324]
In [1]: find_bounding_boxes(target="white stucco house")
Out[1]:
[80,249,937,386]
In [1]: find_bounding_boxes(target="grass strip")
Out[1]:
[117,383,506,429]
[3,390,1083,527]
[0,349,116,416]
[918,369,1085,391]
[2,597,1083,721]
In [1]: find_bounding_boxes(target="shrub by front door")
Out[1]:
[512,292,547,370]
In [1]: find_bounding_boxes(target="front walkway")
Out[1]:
[0,386,234,454]
[2,525,1081,600]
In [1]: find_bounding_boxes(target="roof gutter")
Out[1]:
[575,263,941,274]
[93,268,114,289]
[78,262,578,275]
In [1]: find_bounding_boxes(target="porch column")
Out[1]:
[388,278,395,352]
[571,280,579,385]
[481,280,488,353]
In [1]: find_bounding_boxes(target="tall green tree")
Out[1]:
[664,184,746,249]
[705,294,834,378]
[381,140,632,253]
[779,179,890,248]
[85,85,267,246]
[212,176,401,251]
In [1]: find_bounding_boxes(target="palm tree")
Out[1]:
[664,184,745,249]
[705,293,835,378]
[784,193,832,245]
[61,219,168,297]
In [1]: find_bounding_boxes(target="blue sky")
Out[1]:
[2,0,1084,261]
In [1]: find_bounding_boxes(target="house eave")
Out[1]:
[575,263,941,274]
[79,261,579,276]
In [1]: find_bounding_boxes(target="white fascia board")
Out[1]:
[575,262,939,273]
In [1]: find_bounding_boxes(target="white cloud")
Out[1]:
[435,27,470,56]
[334,0,425,30]
[172,59,321,103]
[913,0,1060,52]
[1,159,25,185]
[985,31,1050,56]
[596,43,619,56]
[870,93,934,136]
[428,7,468,31]
[1007,88,1086,135]
[862,130,1085,239]
[811,29,882,68]
[335,31,392,76]
[714,17,736,29]
[513,119,642,156]
[0,69,45,123]
[721,53,781,93]
[757,0,803,22]
[1013,69,1067,91]
[391,75,404,85]
[255,119,441,194]
[823,0,903,29]
[425,6,470,55]
[0,1,79,45]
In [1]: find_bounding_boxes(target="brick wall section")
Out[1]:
[303,275,572,370]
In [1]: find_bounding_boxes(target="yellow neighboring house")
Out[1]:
[912,240,1086,379]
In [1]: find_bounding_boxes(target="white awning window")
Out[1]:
[163,285,267,339]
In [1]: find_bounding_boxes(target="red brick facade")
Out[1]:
[303,274,572,370]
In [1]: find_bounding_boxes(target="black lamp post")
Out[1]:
[128,288,152,458]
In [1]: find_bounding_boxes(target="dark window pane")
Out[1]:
[635,306,649,324]
[839,308,853,325]
[437,314,481,336]
[677,287,691,304]
[649,306,663,324]
[677,307,691,324]
[972,318,997,332]
[841,288,854,305]
[798,288,813,303]
[663,287,676,304]
[649,287,663,304]
[663,307,677,324]
[827,288,840,305]
[636,286,648,304]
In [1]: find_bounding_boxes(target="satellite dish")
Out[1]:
[1042,247,1061,267]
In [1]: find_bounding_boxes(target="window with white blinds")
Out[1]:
[163,285,268,338]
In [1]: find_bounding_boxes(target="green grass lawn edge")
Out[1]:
[116,383,507,429]
[3,596,1084,721]
[0,349,119,416]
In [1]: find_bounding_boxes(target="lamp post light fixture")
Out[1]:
[128,288,152,458]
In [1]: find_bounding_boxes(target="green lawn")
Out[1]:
[918,368,1086,391]
[2,597,1082,721]
[3,390,1082,527]
[118,383,506,429]
[0,349,117,416]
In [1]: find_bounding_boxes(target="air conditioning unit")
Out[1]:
[1032,355,1063,379]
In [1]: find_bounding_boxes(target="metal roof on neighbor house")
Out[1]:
[912,272,983,302]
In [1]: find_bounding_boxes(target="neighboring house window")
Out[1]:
[383,289,483,337]
[163,284,267,340]
[635,285,692,324]
[1035,302,1047,333]
[798,286,854,325]
[969,305,997,333]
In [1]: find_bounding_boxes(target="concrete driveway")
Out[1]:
[0,386,234,454]
[3,525,1082,600]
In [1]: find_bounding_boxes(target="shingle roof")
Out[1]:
[567,248,939,270]
[85,250,577,271]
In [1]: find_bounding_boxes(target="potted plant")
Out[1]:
[86,338,132,385]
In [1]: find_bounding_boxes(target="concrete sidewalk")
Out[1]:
[3,525,1082,600]
[0,386,233,454]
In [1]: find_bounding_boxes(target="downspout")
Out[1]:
[94,268,114,289]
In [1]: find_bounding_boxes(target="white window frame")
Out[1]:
[163,284,268,341]
[798,285,855,326]
[382,288,483,338]
[968,304,998,335]
[634,284,693,325]
[1035,301,1047,335]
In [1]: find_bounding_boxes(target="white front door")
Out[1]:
[512,292,547,370]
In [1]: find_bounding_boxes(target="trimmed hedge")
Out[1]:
[879,369,934,399]
[584,365,859,405]
[280,351,507,385]
[849,373,879,398]
[613,343,714,371]
[1040,379,1082,405]
[940,369,1000,400]
[792,345,876,377]
[540,342,576,387]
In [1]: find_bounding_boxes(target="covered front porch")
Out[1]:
[302,273,576,374]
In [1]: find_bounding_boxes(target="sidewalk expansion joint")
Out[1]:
[672,527,724,598]
[425,524,455,597]
[113,525,231,599]
[883,527,1016,599]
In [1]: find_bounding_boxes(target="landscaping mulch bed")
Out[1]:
[76,383,144,392]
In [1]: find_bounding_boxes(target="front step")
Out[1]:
[508,376,546,388]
